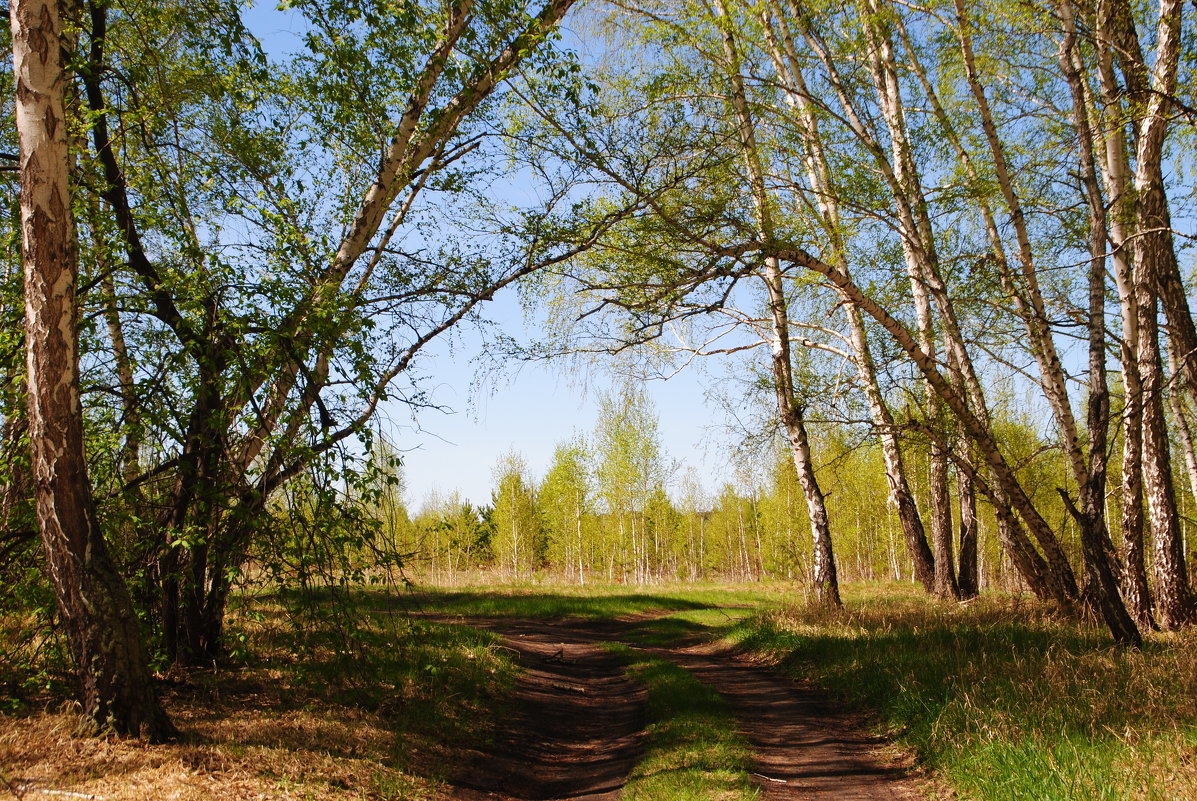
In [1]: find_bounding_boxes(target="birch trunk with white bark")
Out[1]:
[760,7,936,592]
[12,0,177,738]
[717,0,840,605]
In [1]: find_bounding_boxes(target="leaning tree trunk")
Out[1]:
[1057,0,1140,645]
[757,8,936,593]
[12,0,176,740]
[717,0,841,606]
[856,0,963,599]
[880,0,1093,608]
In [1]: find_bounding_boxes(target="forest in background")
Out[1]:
[2,0,1197,743]
[379,381,1175,596]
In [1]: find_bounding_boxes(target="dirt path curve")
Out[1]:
[441,617,924,801]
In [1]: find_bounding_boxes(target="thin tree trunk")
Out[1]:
[889,2,1106,610]
[760,7,935,592]
[811,1,1059,602]
[1056,0,1140,645]
[858,2,957,598]
[717,0,840,606]
[12,0,176,740]
[956,456,979,597]
[1092,0,1155,628]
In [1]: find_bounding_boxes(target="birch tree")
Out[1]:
[65,0,586,663]
[11,0,177,737]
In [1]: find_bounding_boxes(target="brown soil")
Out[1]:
[442,617,925,801]
[449,619,647,801]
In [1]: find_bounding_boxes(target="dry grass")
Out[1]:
[0,591,521,801]
[1,670,445,801]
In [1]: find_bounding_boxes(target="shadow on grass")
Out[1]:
[731,587,1197,801]
[382,588,718,621]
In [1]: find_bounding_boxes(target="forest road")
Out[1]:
[441,616,925,801]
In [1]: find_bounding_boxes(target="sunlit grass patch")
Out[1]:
[398,581,782,621]
[732,581,1197,800]
[607,642,759,801]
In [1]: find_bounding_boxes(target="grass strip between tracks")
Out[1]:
[604,638,759,801]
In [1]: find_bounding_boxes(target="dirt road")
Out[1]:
[444,617,925,801]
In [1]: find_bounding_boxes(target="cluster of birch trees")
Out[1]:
[506,0,1196,647]
[386,397,1065,594]
[2,0,588,739]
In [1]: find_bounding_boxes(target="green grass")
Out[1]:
[396,582,779,621]
[385,583,773,799]
[730,582,1197,801]
[238,580,1197,800]
[235,591,523,768]
[607,642,759,801]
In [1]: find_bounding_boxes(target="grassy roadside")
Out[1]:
[1,592,522,801]
[729,582,1197,801]
[9,580,1193,800]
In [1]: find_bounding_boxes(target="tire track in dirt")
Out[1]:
[449,619,647,801]
[441,617,923,801]
[648,641,921,800]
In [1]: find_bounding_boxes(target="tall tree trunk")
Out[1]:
[12,0,176,740]
[858,1,957,598]
[1138,292,1192,628]
[1092,0,1155,628]
[895,9,1074,605]
[1056,0,1140,645]
[1100,0,1195,630]
[717,0,840,606]
[760,7,935,592]
[814,0,1058,602]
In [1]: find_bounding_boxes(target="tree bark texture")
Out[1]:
[956,457,979,597]
[1056,0,1140,645]
[761,5,934,592]
[12,0,176,740]
[1092,0,1155,628]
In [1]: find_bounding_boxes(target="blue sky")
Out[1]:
[379,290,736,509]
[240,2,749,509]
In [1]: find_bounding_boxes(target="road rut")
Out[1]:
[443,617,923,801]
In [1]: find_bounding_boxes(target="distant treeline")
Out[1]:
[363,387,1191,593]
